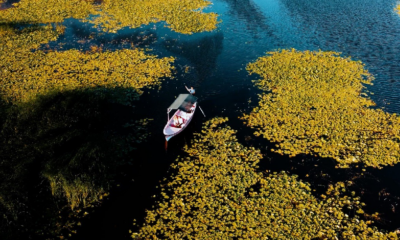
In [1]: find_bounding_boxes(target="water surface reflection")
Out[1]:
[3,0,400,238]
[279,0,400,112]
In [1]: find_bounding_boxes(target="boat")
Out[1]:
[163,94,197,141]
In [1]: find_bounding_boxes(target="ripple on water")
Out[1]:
[273,0,400,114]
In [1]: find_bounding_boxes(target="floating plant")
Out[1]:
[241,49,400,168]
[0,0,220,104]
[0,0,219,238]
[397,4,400,16]
[135,118,398,239]
[88,0,219,34]
[0,26,175,104]
[0,0,219,34]
[0,0,98,24]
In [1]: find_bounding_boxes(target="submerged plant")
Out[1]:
[241,49,400,168]
[136,118,398,239]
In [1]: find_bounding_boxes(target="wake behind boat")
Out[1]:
[163,94,197,141]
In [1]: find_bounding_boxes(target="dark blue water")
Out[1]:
[35,0,400,238]
[49,0,400,113]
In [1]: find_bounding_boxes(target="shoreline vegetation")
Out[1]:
[136,118,398,239]
[242,49,400,169]
[0,0,218,239]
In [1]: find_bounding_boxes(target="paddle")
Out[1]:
[198,105,206,117]
[185,85,206,117]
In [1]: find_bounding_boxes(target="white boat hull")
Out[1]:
[163,102,197,141]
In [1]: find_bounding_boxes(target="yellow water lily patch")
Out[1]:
[0,0,219,34]
[136,118,398,239]
[89,0,219,34]
[396,3,400,16]
[0,0,97,24]
[242,49,400,168]
[0,25,174,104]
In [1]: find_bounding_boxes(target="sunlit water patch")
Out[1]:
[277,0,400,113]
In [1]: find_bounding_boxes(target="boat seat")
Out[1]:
[171,117,186,128]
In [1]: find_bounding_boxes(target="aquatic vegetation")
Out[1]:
[0,89,151,238]
[0,0,219,103]
[0,26,174,104]
[1,47,174,103]
[135,118,398,239]
[1,23,171,238]
[0,0,218,34]
[0,0,97,24]
[89,0,218,34]
[0,0,217,238]
[0,23,62,51]
[241,49,400,168]
[396,4,400,16]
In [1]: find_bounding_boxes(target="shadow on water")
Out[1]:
[227,108,400,232]
[0,87,165,240]
[68,87,202,240]
[3,0,400,237]
[163,32,224,85]
[221,0,275,38]
[192,80,400,232]
[43,19,159,52]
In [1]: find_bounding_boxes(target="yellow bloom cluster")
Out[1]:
[397,4,400,16]
[136,118,398,239]
[0,0,218,34]
[242,49,400,168]
[0,0,97,24]
[0,0,220,103]
[88,0,219,34]
[0,25,174,103]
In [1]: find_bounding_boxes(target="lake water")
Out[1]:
[6,0,400,238]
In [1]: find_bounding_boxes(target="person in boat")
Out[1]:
[189,103,195,113]
[185,86,195,95]
[173,115,184,127]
